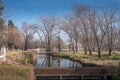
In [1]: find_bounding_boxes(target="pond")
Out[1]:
[35,54,82,68]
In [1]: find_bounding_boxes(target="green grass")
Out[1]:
[108,54,120,60]
[0,62,32,80]
[53,51,120,67]
[5,50,35,80]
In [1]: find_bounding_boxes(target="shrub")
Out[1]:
[22,52,34,65]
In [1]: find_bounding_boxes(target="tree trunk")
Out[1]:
[58,35,61,52]
[72,44,76,54]
[98,47,101,59]
[84,47,87,55]
[88,48,92,56]
[69,45,71,52]
[47,34,51,52]
[109,48,112,56]
[75,39,78,52]
[109,26,113,56]
[24,40,28,51]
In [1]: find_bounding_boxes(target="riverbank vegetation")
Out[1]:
[0,0,120,79]
[0,50,35,80]
[0,0,120,59]
[50,51,120,67]
[7,50,35,65]
[32,3,120,60]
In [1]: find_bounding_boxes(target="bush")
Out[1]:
[22,52,34,65]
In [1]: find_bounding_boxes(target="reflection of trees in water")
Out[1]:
[38,55,48,67]
[41,57,47,67]
[58,59,60,67]
[37,55,82,68]
[46,56,61,67]
[52,56,60,67]
[47,56,51,67]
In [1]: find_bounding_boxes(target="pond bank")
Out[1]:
[0,50,36,80]
[46,52,100,67]
[46,52,120,67]
[0,62,33,80]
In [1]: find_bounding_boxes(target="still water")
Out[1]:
[35,54,104,80]
[35,54,82,68]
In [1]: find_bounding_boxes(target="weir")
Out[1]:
[34,67,119,80]
[34,54,120,80]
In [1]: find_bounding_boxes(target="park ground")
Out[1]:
[52,51,120,67]
[0,50,120,80]
[0,50,35,80]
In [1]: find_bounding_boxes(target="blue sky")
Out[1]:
[3,0,120,28]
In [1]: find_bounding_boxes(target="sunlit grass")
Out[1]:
[55,51,120,67]
[0,50,34,80]
[0,62,32,80]
[6,50,35,65]
[6,50,27,62]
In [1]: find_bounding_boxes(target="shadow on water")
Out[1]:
[35,54,82,68]
[35,54,116,80]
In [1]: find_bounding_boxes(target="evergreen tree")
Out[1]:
[7,20,23,50]
[0,0,4,31]
[8,20,14,27]
[0,0,6,47]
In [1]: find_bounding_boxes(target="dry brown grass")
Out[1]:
[0,50,35,80]
[59,51,120,67]
[6,50,36,66]
[7,50,27,61]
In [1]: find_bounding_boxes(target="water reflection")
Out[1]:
[36,54,82,68]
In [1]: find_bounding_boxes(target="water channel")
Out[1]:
[35,54,83,80]
[35,54,82,68]
[35,54,113,80]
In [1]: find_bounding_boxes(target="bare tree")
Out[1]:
[22,23,35,51]
[64,14,80,53]
[55,29,61,52]
[114,24,120,52]
[103,6,118,56]
[0,0,7,48]
[74,4,93,55]
[34,15,59,52]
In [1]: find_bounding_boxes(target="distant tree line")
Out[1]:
[0,0,120,59]
[61,4,120,59]
[0,0,34,50]
[33,4,120,59]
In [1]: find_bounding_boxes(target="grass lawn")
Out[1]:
[0,62,32,80]
[54,51,120,67]
[0,50,35,80]
[6,50,35,65]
